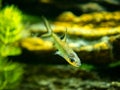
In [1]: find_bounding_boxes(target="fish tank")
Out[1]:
[0,0,120,89]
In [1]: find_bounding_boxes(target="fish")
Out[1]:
[42,17,81,67]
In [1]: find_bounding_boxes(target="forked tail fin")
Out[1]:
[41,16,52,37]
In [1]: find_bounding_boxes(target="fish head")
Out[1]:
[66,52,81,67]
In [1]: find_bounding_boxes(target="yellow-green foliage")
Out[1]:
[0,57,24,90]
[0,5,23,56]
[0,5,24,90]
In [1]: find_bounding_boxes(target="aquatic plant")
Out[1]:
[0,0,2,9]
[0,5,23,56]
[0,6,24,89]
[0,57,24,90]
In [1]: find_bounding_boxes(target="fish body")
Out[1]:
[42,17,81,67]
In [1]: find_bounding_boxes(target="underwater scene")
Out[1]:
[0,0,120,90]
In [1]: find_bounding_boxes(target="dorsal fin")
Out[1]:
[62,28,68,43]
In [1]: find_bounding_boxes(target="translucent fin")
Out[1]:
[55,51,64,57]
[62,28,67,42]
[42,16,52,35]
[41,33,51,37]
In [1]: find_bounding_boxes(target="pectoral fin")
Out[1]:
[55,51,64,57]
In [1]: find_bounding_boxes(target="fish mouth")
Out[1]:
[72,62,81,67]
[75,62,81,67]
[76,64,81,67]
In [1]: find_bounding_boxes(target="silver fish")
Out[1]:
[42,17,81,67]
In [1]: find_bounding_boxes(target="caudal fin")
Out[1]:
[41,16,52,37]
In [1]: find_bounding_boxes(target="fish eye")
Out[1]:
[70,58,75,62]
